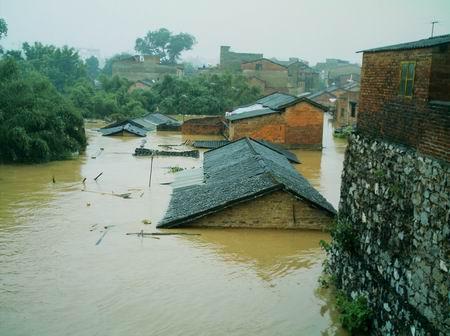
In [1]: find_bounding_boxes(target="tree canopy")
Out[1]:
[85,56,100,80]
[22,42,86,92]
[0,18,7,53]
[135,28,196,64]
[0,58,86,163]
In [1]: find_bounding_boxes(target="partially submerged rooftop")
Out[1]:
[158,138,335,228]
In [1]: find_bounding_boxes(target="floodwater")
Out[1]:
[0,114,348,336]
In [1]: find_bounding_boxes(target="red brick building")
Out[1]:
[357,34,450,161]
[181,116,224,135]
[225,92,328,149]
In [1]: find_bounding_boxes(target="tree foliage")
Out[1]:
[0,58,86,163]
[102,52,132,76]
[85,56,100,80]
[135,28,196,64]
[0,17,7,53]
[22,42,86,92]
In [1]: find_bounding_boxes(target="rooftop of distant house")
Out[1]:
[158,138,335,228]
[226,92,327,121]
[358,34,450,53]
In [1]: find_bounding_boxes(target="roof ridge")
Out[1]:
[245,138,285,186]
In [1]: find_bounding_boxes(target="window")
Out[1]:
[340,108,345,117]
[350,102,357,117]
[255,63,262,71]
[399,62,415,97]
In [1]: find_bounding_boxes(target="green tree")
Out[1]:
[22,42,86,92]
[85,56,100,80]
[0,18,7,53]
[134,28,196,64]
[0,58,86,163]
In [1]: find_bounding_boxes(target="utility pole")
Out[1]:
[430,20,439,37]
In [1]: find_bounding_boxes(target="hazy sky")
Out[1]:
[1,0,449,66]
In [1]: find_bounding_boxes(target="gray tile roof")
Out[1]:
[100,123,147,137]
[226,107,279,121]
[358,34,450,53]
[191,139,300,163]
[226,93,328,122]
[256,92,299,109]
[143,113,181,126]
[158,138,335,228]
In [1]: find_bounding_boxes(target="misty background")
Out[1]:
[1,0,449,65]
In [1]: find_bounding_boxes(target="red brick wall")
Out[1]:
[358,46,450,161]
[229,102,324,148]
[181,117,224,135]
[430,44,450,101]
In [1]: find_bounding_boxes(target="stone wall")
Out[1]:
[189,190,333,229]
[330,133,449,335]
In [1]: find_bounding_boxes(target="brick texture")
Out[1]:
[181,116,224,135]
[229,101,324,148]
[358,45,450,161]
[188,190,333,230]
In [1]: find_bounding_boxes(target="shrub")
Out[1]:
[336,292,372,334]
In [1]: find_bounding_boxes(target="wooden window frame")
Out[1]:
[399,61,416,98]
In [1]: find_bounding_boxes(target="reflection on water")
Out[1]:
[0,115,348,336]
[179,228,328,281]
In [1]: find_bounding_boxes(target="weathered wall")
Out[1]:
[330,134,449,335]
[181,117,224,135]
[284,102,324,148]
[220,46,263,72]
[358,46,450,161]
[335,90,359,127]
[242,59,289,92]
[189,190,333,229]
[430,44,450,101]
[229,102,324,148]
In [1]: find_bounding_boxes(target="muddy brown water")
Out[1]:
[0,115,348,336]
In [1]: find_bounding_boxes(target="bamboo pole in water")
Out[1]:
[148,154,154,188]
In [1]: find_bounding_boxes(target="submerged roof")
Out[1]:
[143,113,181,126]
[158,138,335,228]
[358,34,450,53]
[100,123,147,137]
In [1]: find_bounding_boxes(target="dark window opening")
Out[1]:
[340,108,345,117]
[350,102,357,117]
[255,63,262,71]
[399,62,415,97]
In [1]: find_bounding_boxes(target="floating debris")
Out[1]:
[134,148,199,158]
[126,232,201,236]
[142,219,152,224]
[168,166,185,173]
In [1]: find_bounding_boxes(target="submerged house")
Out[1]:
[100,113,181,136]
[158,138,335,229]
[225,92,328,149]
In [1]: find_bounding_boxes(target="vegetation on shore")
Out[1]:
[0,19,260,163]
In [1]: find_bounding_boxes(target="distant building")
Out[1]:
[225,92,328,149]
[112,55,183,82]
[241,58,289,94]
[220,46,263,72]
[357,34,450,161]
[127,79,154,93]
[314,58,361,87]
[158,138,335,229]
[335,84,360,127]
